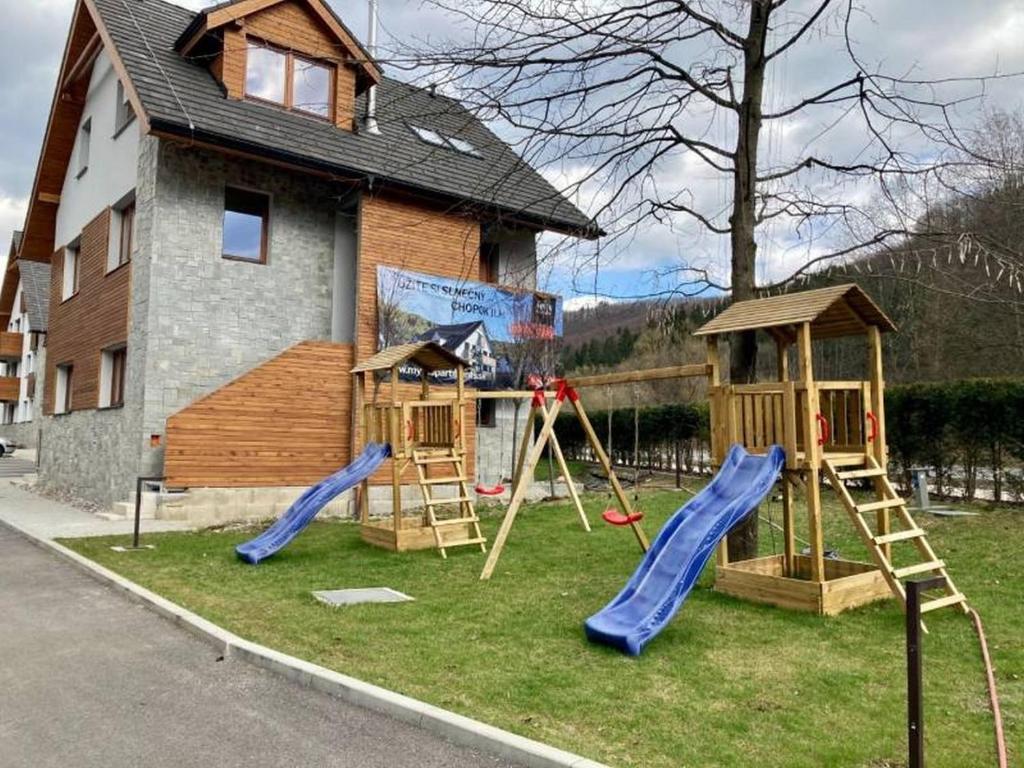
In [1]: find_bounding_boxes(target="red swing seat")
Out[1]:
[475,483,506,496]
[602,509,645,526]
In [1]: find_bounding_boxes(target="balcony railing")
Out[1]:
[712,380,877,468]
[0,332,23,361]
[0,376,20,402]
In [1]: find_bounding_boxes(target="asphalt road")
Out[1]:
[0,527,517,768]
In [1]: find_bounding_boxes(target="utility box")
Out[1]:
[910,467,930,510]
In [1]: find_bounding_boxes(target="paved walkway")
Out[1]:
[0,526,515,768]
[0,456,36,478]
[0,480,192,540]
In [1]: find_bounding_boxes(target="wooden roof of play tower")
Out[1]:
[694,284,896,341]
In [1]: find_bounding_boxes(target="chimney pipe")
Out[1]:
[362,0,380,135]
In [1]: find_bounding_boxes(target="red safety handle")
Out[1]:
[866,411,878,443]
[816,413,830,446]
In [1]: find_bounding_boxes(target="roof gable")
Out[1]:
[176,0,380,87]
[694,284,897,340]
[351,342,468,374]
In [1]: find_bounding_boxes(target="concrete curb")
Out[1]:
[0,518,608,768]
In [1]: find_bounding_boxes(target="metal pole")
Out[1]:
[131,476,165,550]
[906,576,947,768]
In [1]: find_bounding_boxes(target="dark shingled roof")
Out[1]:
[18,260,51,331]
[93,0,593,235]
[415,321,487,351]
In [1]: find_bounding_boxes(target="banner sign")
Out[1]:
[376,266,563,387]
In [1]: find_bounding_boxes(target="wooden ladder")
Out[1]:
[822,455,969,622]
[412,448,487,559]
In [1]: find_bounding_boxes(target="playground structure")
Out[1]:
[352,342,487,558]
[696,284,968,617]
[240,284,967,626]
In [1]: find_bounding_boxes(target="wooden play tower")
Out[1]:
[696,285,968,617]
[352,342,487,558]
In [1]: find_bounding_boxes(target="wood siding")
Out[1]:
[0,332,23,359]
[164,341,354,488]
[44,208,131,415]
[0,377,19,402]
[218,2,358,129]
[356,193,483,484]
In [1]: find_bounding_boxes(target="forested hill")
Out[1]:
[563,165,1024,386]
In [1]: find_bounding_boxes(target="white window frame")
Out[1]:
[55,364,73,415]
[107,195,136,272]
[114,79,135,135]
[62,245,80,301]
[98,346,127,409]
[77,118,91,177]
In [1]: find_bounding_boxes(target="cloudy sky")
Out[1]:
[1,0,1022,307]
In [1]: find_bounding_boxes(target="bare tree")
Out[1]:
[389,0,1015,561]
[392,0,1022,558]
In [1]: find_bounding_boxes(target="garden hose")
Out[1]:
[968,607,1008,768]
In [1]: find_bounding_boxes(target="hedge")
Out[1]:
[551,379,1024,502]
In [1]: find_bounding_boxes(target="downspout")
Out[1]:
[362,0,381,135]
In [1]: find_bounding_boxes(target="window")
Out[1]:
[292,57,331,117]
[480,242,500,283]
[100,347,127,408]
[246,44,287,104]
[411,125,447,147]
[55,364,73,415]
[245,43,332,119]
[222,187,269,263]
[115,79,134,134]
[410,125,483,157]
[477,399,496,428]
[108,200,135,271]
[77,118,91,177]
[447,136,481,157]
[62,245,80,300]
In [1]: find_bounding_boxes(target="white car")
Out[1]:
[0,438,16,457]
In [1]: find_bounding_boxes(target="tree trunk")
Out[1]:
[726,1,771,561]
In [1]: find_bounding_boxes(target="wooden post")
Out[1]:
[390,365,401,537]
[706,336,731,567]
[797,322,825,583]
[512,405,537,491]
[456,365,466,453]
[481,397,566,579]
[569,395,649,551]
[866,326,892,558]
[867,326,887,468]
[538,399,590,532]
[782,475,795,576]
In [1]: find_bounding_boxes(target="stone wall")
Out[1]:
[135,140,342,478]
[38,406,137,502]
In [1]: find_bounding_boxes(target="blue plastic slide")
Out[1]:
[584,444,785,655]
[235,442,391,565]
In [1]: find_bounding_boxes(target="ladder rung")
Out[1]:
[857,498,905,514]
[433,517,480,527]
[893,560,946,579]
[825,455,867,467]
[920,593,965,614]
[416,456,460,465]
[426,495,473,506]
[874,528,925,545]
[440,536,487,547]
[838,467,886,480]
[421,476,466,485]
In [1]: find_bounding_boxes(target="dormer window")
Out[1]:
[245,42,332,120]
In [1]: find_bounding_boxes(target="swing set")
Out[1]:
[479,364,712,580]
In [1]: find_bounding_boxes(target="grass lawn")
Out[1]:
[66,486,1020,767]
